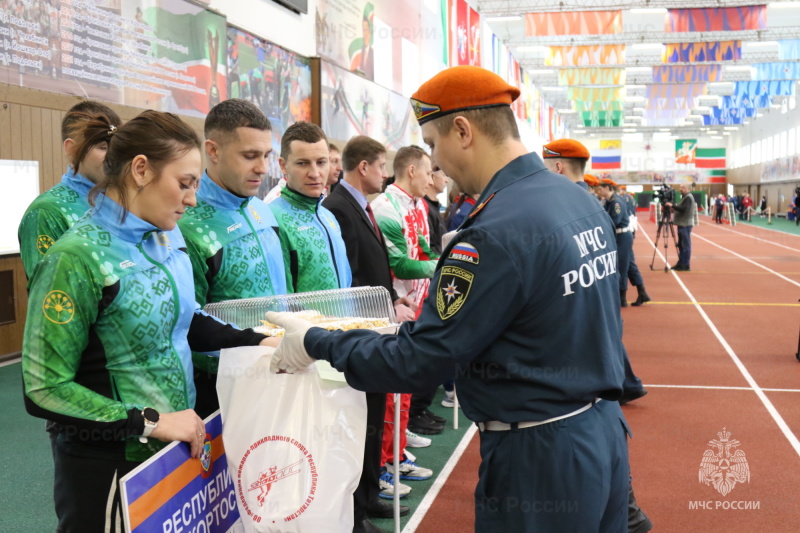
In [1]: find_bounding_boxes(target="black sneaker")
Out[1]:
[407,413,444,435]
[422,408,446,424]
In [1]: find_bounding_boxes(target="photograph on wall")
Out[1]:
[227,26,312,197]
[0,0,226,117]
[320,60,419,151]
[315,0,445,94]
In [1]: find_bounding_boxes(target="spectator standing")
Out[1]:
[424,169,449,255]
[666,183,696,271]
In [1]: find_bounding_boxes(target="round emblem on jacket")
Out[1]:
[42,290,75,324]
[36,235,55,255]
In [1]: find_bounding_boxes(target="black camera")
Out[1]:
[654,184,675,204]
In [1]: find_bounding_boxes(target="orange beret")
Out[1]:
[583,174,600,186]
[411,66,520,125]
[543,139,590,160]
[600,178,617,187]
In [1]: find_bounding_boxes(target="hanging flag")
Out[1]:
[706,169,727,183]
[581,110,622,127]
[652,65,722,83]
[695,148,726,168]
[558,68,625,86]
[592,140,622,169]
[778,40,800,60]
[575,100,624,112]
[546,45,625,66]
[666,6,767,32]
[525,11,622,36]
[664,41,741,63]
[675,139,697,164]
[753,62,800,81]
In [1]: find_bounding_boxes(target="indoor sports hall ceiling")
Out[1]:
[479,0,800,138]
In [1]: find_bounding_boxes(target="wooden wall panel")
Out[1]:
[0,255,27,358]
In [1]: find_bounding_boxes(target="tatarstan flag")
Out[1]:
[695,148,726,168]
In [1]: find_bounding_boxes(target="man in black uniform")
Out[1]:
[269,66,630,532]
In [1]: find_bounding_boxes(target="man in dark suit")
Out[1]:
[323,135,415,533]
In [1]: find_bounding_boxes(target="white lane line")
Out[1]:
[693,233,800,289]
[647,384,800,393]
[640,229,800,458]
[403,424,478,533]
[705,220,800,254]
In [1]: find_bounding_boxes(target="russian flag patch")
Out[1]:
[449,242,479,265]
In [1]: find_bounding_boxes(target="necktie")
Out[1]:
[365,203,381,238]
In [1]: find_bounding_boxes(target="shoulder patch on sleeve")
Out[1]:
[43,290,75,324]
[614,203,621,214]
[436,265,474,320]
[449,242,479,265]
[37,235,55,255]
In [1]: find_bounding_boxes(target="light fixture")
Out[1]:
[515,45,549,53]
[627,96,646,102]
[756,113,764,117]
[723,132,731,135]
[541,86,567,92]
[625,85,647,90]
[746,41,779,47]
[622,122,638,127]
[623,128,638,132]
[557,109,576,114]
[659,128,672,132]
[630,43,664,50]
[709,136,724,139]
[624,116,642,120]
[723,126,739,131]
[629,8,667,13]
[625,67,652,73]
[632,107,645,112]
[724,65,754,72]
[484,15,522,22]
[573,130,586,134]
[707,130,718,134]
[529,69,556,75]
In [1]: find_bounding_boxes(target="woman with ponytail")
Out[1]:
[22,110,272,532]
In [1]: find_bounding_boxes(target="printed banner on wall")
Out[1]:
[524,11,622,37]
[592,170,713,185]
[226,27,312,198]
[0,0,226,117]
[320,60,419,150]
[761,155,800,182]
[675,139,697,164]
[448,0,480,67]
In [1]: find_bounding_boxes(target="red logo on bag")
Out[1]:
[237,435,318,524]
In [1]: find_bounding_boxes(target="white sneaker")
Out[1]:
[405,428,431,448]
[378,468,412,499]
[441,390,459,408]
[386,457,433,481]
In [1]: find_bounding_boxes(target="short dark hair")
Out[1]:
[61,100,121,142]
[328,142,340,152]
[342,136,385,172]
[392,145,428,178]
[432,106,519,145]
[204,99,271,143]
[559,158,587,176]
[280,121,327,160]
[78,111,201,218]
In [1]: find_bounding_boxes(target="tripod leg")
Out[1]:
[650,222,663,270]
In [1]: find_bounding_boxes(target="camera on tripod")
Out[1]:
[654,184,675,205]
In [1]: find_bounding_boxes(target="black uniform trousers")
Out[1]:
[353,391,386,522]
[53,434,139,533]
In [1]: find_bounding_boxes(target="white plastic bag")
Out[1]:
[217,346,367,533]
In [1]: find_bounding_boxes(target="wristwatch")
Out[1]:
[141,407,160,438]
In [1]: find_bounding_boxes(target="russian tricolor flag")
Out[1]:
[592,140,622,169]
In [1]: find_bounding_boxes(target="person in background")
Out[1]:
[714,194,725,224]
[22,110,274,532]
[269,121,352,292]
[18,100,122,278]
[268,65,631,532]
[759,195,767,217]
[424,168,449,255]
[327,142,343,194]
[322,135,416,531]
[178,99,288,419]
[741,193,753,220]
[666,183,695,271]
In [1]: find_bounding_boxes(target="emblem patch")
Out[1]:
[436,265,474,320]
[42,290,75,324]
[614,203,621,214]
[449,242,479,265]
[36,235,55,255]
[410,98,441,121]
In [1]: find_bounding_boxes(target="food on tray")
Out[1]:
[256,311,391,336]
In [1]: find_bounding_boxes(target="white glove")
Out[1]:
[267,312,316,373]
